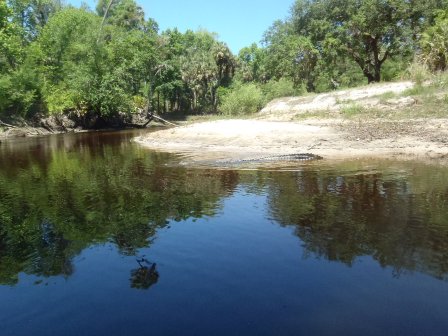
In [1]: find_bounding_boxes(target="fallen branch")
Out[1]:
[152,114,178,127]
[40,122,55,133]
[0,120,17,128]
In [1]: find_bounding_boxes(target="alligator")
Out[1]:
[217,153,323,166]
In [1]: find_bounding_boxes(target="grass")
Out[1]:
[340,103,365,117]
[377,91,398,103]
[184,113,256,124]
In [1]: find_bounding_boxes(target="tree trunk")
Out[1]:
[193,91,197,111]
[146,81,154,117]
[373,63,381,83]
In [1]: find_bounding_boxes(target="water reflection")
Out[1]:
[265,167,448,280]
[0,131,448,288]
[0,131,239,286]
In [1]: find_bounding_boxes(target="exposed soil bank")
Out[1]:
[0,111,155,141]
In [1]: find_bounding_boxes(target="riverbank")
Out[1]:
[134,118,448,162]
[135,81,448,164]
[0,111,159,141]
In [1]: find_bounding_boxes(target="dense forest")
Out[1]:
[1,0,448,127]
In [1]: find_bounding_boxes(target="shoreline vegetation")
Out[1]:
[2,1,448,162]
[3,78,448,165]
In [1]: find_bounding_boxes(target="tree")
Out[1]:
[0,1,23,72]
[0,1,39,118]
[7,0,63,41]
[292,0,410,83]
[263,20,318,90]
[36,8,101,114]
[237,43,267,83]
[96,0,146,31]
[179,30,235,112]
[291,0,447,83]
[151,29,186,113]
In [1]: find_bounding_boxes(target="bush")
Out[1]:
[405,61,431,86]
[381,59,409,82]
[262,78,301,101]
[218,83,264,115]
[421,10,448,72]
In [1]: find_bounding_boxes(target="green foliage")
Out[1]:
[291,0,415,83]
[97,0,146,31]
[219,82,264,115]
[36,7,101,114]
[2,0,448,123]
[263,21,319,89]
[236,43,266,82]
[33,7,160,118]
[246,0,447,94]
[262,78,303,101]
[0,3,41,118]
[7,0,62,41]
[381,59,409,82]
[431,70,448,89]
[0,1,236,123]
[421,9,448,71]
[405,61,431,86]
[0,6,20,69]
[340,103,364,117]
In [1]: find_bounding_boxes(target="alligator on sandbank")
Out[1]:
[217,153,323,166]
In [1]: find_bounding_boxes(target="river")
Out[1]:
[0,130,447,335]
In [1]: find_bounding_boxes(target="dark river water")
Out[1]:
[0,130,447,336]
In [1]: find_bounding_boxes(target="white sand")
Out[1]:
[135,119,448,163]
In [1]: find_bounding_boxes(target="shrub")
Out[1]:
[262,78,301,101]
[405,61,431,86]
[218,83,264,116]
[421,10,448,72]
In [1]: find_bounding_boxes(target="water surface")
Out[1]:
[0,130,447,336]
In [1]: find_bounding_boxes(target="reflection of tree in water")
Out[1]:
[267,168,448,280]
[3,132,448,284]
[0,220,74,285]
[0,133,239,285]
[130,257,159,290]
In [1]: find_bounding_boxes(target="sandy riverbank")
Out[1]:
[134,118,448,163]
[135,81,448,164]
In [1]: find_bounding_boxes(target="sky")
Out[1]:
[67,0,295,53]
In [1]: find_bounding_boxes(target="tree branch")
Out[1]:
[379,50,390,64]
[97,0,115,43]
[0,120,17,128]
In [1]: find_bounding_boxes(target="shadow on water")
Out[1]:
[0,130,448,287]
[130,257,159,290]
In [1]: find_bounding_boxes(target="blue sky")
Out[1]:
[67,0,295,53]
